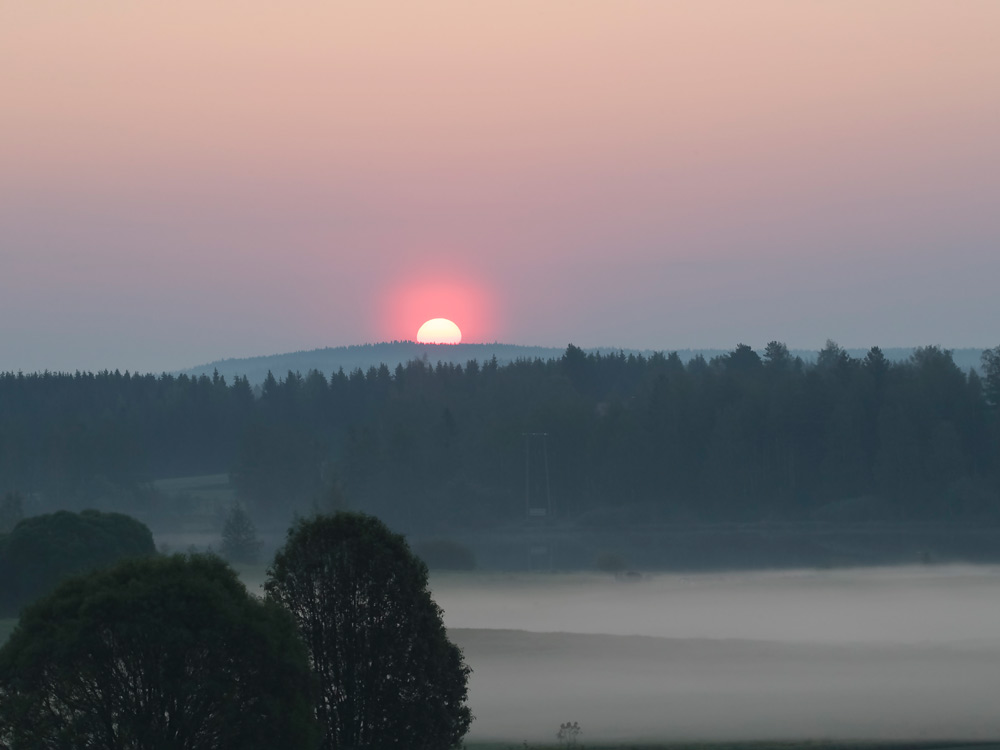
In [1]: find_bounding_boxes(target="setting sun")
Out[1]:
[417,318,462,344]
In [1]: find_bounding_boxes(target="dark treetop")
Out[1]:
[266,512,472,750]
[0,554,319,750]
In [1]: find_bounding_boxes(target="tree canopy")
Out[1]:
[0,509,155,616]
[265,512,472,750]
[0,554,319,750]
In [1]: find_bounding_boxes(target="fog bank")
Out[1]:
[432,566,1000,646]
[430,567,1000,741]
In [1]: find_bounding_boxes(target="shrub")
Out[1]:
[0,554,318,749]
[0,509,155,616]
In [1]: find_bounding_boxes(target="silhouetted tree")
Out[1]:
[0,509,155,616]
[265,512,472,750]
[726,343,763,373]
[220,503,263,564]
[0,554,319,750]
[763,340,791,368]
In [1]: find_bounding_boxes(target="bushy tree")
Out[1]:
[0,509,155,615]
[220,503,263,564]
[265,512,472,750]
[0,554,319,750]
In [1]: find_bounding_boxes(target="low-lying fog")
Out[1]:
[429,566,1000,742]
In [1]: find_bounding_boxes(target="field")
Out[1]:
[5,566,1000,744]
[430,567,1000,743]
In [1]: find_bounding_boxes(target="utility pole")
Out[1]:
[522,432,551,519]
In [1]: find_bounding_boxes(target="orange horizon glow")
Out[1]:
[380,271,497,344]
[3,3,1000,372]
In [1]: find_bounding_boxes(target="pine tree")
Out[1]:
[221,504,263,564]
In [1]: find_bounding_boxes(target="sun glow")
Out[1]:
[417,318,462,344]
[379,268,498,344]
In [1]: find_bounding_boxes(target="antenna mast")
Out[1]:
[523,432,551,519]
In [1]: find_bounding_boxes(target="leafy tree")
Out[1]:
[265,512,472,750]
[220,503,263,564]
[0,509,155,616]
[0,554,318,750]
[0,492,22,534]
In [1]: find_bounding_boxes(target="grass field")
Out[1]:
[2,608,998,748]
[5,565,1000,745]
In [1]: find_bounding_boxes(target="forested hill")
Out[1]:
[182,343,574,385]
[180,342,986,386]
[2,342,999,535]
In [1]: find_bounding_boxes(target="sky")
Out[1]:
[2,1,999,373]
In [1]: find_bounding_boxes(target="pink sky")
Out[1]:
[2,2,999,372]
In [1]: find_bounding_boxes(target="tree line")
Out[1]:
[2,342,999,528]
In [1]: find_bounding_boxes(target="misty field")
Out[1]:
[6,568,1000,743]
[430,567,1000,743]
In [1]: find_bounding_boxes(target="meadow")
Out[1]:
[5,560,1000,744]
[430,567,1000,743]
[230,565,1000,743]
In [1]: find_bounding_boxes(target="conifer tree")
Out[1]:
[221,504,263,564]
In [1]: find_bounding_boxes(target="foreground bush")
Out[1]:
[0,554,318,749]
[0,509,155,615]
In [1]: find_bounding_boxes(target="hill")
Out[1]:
[180,342,986,384]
